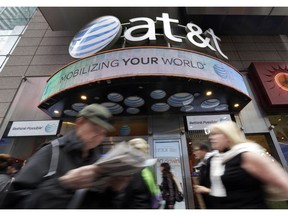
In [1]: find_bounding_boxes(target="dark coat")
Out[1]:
[121,170,152,209]
[1,131,122,209]
[160,173,176,205]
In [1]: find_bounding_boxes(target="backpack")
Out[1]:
[0,139,60,208]
[141,167,162,209]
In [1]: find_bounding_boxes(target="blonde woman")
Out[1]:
[121,138,161,209]
[194,120,288,209]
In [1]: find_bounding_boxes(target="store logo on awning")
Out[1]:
[69,13,228,60]
[69,16,122,58]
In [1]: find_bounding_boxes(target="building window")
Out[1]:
[0,7,36,72]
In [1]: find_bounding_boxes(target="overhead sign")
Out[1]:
[69,13,228,59]
[40,47,248,104]
[7,120,60,137]
[186,114,232,131]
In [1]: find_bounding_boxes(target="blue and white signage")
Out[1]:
[40,48,248,104]
[186,114,232,131]
[69,13,228,60]
[69,16,122,58]
[7,120,60,137]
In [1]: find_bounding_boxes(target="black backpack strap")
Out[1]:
[43,139,60,178]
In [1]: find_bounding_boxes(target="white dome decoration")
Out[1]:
[168,92,194,107]
[107,92,124,102]
[126,107,140,114]
[150,90,166,99]
[63,109,78,116]
[201,99,220,109]
[119,125,131,136]
[124,96,145,107]
[101,102,123,114]
[180,105,194,112]
[151,103,170,112]
[215,104,229,111]
[72,103,88,111]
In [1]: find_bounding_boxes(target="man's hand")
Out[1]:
[58,164,101,189]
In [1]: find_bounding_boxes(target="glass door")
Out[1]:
[153,138,186,209]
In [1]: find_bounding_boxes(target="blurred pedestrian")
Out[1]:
[2,103,132,209]
[194,120,288,209]
[0,154,11,191]
[159,162,176,209]
[121,138,161,209]
[193,143,210,173]
[192,143,215,208]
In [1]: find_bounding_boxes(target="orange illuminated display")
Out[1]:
[275,73,288,92]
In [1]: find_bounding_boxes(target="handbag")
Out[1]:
[175,190,184,202]
[173,175,184,202]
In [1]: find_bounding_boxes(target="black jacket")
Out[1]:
[121,170,152,209]
[160,174,176,205]
[2,131,123,209]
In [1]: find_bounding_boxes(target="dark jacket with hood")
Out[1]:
[1,131,122,209]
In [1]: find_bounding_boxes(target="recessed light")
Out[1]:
[206,91,212,96]
[53,110,60,114]
[234,103,240,108]
[81,95,87,100]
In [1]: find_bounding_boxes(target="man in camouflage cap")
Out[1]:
[3,104,131,209]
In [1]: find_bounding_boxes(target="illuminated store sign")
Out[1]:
[69,13,227,59]
[249,62,288,111]
[40,48,248,104]
[7,120,60,137]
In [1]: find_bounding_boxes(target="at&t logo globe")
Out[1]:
[69,16,122,58]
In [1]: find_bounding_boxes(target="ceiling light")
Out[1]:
[53,110,60,114]
[234,103,240,108]
[206,91,212,96]
[81,95,87,100]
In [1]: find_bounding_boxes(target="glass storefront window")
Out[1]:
[0,7,36,72]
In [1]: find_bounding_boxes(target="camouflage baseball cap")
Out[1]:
[77,103,115,132]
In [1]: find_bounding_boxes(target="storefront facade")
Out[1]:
[0,7,288,209]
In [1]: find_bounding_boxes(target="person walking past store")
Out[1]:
[194,120,288,209]
[159,162,176,209]
[192,143,216,208]
[0,154,12,192]
[1,103,132,209]
[121,138,161,209]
